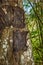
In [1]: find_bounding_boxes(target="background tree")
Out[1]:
[23,0,43,65]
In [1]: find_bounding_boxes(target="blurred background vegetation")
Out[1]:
[23,0,43,65]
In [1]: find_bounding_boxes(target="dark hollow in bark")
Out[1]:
[13,30,28,52]
[12,6,25,28]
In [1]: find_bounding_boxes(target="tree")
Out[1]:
[23,0,43,64]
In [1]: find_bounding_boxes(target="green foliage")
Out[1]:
[23,0,43,63]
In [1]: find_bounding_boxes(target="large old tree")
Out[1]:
[0,0,34,65]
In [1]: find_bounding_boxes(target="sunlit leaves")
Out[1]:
[24,0,43,63]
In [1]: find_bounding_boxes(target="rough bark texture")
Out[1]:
[0,0,34,65]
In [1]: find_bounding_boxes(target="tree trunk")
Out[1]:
[0,0,34,65]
